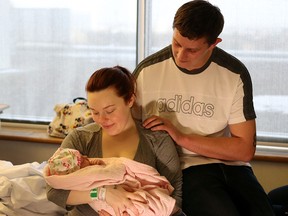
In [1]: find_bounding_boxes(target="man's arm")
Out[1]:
[143,115,256,162]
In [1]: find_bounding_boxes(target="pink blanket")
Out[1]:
[44,157,175,216]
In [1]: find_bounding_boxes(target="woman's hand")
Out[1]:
[104,185,145,216]
[98,210,129,216]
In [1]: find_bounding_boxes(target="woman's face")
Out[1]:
[87,87,134,136]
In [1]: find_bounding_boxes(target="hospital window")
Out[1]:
[0,0,287,144]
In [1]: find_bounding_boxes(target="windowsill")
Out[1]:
[0,123,288,163]
[0,123,62,144]
[254,143,288,163]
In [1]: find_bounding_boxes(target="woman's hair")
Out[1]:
[86,65,136,104]
[173,0,224,45]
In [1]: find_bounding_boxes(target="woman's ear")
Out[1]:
[128,95,136,108]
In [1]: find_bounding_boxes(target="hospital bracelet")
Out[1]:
[90,188,98,200]
[98,187,106,201]
[90,187,106,201]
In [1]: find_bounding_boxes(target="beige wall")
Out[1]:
[251,160,288,193]
[0,140,59,165]
[0,139,287,193]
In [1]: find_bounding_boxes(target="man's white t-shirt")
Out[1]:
[133,45,256,168]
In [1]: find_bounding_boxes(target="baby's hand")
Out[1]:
[89,158,106,165]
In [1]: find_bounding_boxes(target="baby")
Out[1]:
[47,147,105,175]
[45,148,177,216]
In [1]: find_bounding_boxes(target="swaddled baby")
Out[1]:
[47,147,104,175]
[45,148,177,216]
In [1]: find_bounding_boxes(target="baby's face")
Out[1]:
[80,156,90,168]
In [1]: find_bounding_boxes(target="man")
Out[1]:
[133,1,275,215]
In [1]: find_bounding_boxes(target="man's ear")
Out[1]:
[208,38,222,51]
[211,38,222,48]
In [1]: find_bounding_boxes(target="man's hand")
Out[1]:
[143,115,256,162]
[143,115,182,143]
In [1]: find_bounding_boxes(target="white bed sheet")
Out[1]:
[0,160,67,216]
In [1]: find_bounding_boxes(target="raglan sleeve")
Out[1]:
[229,68,256,124]
[152,131,183,207]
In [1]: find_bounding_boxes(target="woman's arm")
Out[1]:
[46,184,71,209]
[46,131,97,210]
[153,131,183,207]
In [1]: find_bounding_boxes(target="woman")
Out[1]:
[46,66,183,216]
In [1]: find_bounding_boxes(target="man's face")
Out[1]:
[171,28,215,71]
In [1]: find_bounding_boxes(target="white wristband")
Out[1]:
[98,187,106,201]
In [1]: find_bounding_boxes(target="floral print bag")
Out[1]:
[47,97,93,138]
